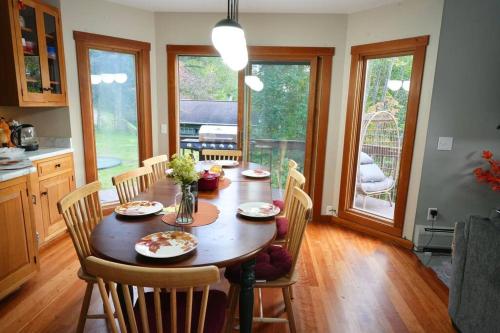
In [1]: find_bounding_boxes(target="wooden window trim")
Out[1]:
[166,45,334,220]
[338,36,429,237]
[74,31,153,184]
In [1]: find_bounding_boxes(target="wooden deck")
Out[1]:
[0,222,454,333]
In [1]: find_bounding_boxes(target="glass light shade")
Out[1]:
[212,21,248,71]
[114,73,128,84]
[90,74,102,85]
[101,73,115,84]
[387,80,403,91]
[245,75,264,92]
[402,80,410,91]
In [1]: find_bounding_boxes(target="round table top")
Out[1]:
[90,162,277,268]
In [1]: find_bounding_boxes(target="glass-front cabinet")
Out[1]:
[0,0,67,106]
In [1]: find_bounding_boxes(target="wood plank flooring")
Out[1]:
[0,222,454,333]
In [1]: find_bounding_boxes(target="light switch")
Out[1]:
[160,124,167,134]
[437,137,453,151]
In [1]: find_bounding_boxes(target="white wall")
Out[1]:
[60,0,157,185]
[329,0,444,239]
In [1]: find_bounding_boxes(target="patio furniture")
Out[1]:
[449,213,500,332]
[85,256,226,333]
[225,186,312,333]
[357,111,400,207]
[201,149,242,161]
[56,181,108,333]
[112,166,153,204]
[142,154,169,183]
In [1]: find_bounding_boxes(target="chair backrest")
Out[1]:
[143,155,169,183]
[201,149,242,161]
[284,187,312,275]
[57,181,103,269]
[112,166,153,204]
[85,256,220,333]
[288,159,298,170]
[282,168,306,217]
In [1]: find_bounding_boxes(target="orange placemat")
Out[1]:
[162,201,219,227]
[218,177,231,190]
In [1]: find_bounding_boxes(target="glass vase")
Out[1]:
[175,184,195,224]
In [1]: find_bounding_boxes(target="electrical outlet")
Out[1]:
[160,123,167,134]
[427,208,438,221]
[326,205,337,216]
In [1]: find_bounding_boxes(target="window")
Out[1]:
[339,36,429,236]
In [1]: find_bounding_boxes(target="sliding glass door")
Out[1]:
[245,61,314,195]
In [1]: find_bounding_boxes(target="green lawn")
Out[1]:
[95,129,139,189]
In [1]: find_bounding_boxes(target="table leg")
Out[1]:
[239,258,256,333]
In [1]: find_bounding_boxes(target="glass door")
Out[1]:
[89,49,139,204]
[245,61,314,198]
[17,2,44,99]
[41,7,65,101]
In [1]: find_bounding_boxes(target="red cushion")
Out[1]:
[273,199,285,212]
[133,290,226,333]
[276,216,288,240]
[224,245,292,283]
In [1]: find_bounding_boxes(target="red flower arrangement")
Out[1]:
[473,150,500,191]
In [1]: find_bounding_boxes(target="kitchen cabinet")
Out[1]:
[0,0,68,107]
[0,175,39,300]
[31,153,75,245]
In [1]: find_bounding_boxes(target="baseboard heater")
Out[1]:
[414,224,455,252]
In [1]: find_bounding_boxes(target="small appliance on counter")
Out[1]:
[10,123,39,151]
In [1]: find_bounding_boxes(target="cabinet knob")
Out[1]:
[55,163,61,168]
[40,191,48,196]
[43,87,52,92]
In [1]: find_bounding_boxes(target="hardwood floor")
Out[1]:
[0,222,454,333]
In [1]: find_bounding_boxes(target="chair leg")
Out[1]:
[282,287,297,333]
[225,284,239,333]
[289,285,294,300]
[77,282,94,333]
[362,195,367,209]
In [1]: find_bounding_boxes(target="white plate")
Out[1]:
[241,169,270,178]
[0,159,33,170]
[210,160,239,168]
[115,201,164,216]
[237,202,280,218]
[135,231,198,258]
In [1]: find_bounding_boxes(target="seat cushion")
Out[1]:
[273,199,285,212]
[359,163,386,183]
[276,216,289,240]
[224,245,292,283]
[361,177,394,193]
[132,290,226,333]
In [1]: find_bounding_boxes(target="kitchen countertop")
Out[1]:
[0,147,73,182]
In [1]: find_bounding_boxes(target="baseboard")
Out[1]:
[330,216,414,250]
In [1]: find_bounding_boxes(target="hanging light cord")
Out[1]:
[227,0,239,22]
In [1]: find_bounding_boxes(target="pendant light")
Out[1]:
[212,0,248,71]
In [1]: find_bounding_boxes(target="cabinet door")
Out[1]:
[39,5,66,103]
[39,172,73,240]
[12,0,47,102]
[0,181,37,299]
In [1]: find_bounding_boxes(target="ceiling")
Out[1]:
[105,0,402,14]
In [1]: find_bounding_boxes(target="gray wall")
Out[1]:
[414,0,500,232]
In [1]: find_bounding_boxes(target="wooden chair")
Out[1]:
[201,149,242,161]
[226,187,313,333]
[280,168,306,218]
[57,181,107,333]
[84,256,226,333]
[143,154,169,183]
[112,166,153,204]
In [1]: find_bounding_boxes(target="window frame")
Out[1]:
[74,31,153,187]
[338,36,429,237]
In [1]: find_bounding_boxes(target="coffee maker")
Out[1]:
[11,124,39,151]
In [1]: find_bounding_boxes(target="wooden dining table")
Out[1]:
[90,162,277,333]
